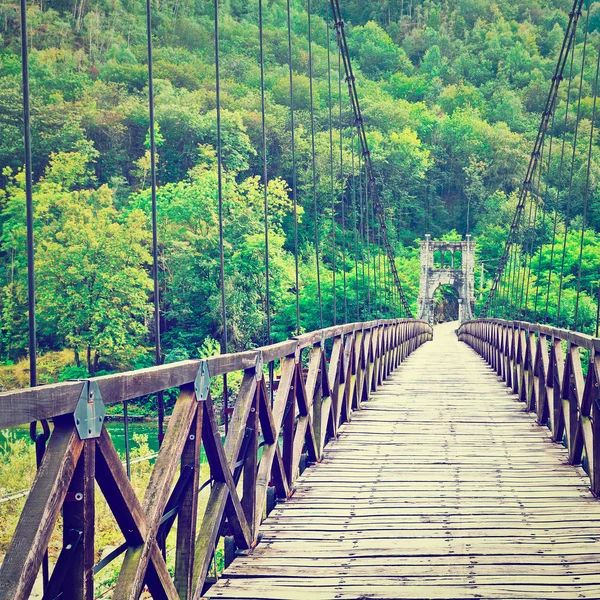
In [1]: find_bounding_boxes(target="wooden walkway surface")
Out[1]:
[206,322,600,599]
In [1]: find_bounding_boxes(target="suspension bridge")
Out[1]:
[3,0,600,598]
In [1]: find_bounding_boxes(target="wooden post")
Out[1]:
[175,404,203,600]
[61,440,95,600]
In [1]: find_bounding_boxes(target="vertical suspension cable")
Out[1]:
[20,0,36,389]
[502,245,511,316]
[596,278,600,337]
[21,0,50,588]
[382,241,386,316]
[384,241,390,315]
[510,244,519,316]
[517,152,542,314]
[385,193,394,316]
[574,36,600,330]
[377,225,382,318]
[259,0,275,404]
[508,219,523,318]
[358,143,365,316]
[544,209,560,320]
[545,14,579,321]
[327,6,336,326]
[331,0,411,316]
[556,2,590,325]
[258,0,271,345]
[214,0,229,430]
[525,130,554,320]
[522,197,540,312]
[480,0,583,317]
[286,0,300,335]
[532,128,551,318]
[371,198,377,316]
[307,0,323,327]
[502,249,514,317]
[146,0,163,444]
[498,266,507,316]
[513,237,524,315]
[339,42,347,323]
[352,128,359,320]
[365,165,371,314]
[503,240,515,316]
[123,400,131,479]
[515,195,534,314]
[596,279,600,337]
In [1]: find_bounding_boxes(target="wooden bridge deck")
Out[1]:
[206,322,600,600]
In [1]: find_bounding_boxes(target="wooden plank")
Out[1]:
[174,403,203,600]
[192,371,258,599]
[206,322,600,600]
[0,417,83,600]
[256,374,290,509]
[0,319,428,430]
[94,426,179,600]
[202,396,252,550]
[114,383,198,599]
[61,440,95,600]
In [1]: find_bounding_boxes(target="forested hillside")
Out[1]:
[1,0,599,386]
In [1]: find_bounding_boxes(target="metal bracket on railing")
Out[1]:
[74,380,105,440]
[255,351,264,381]
[194,360,210,402]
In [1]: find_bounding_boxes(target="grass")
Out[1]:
[0,349,77,391]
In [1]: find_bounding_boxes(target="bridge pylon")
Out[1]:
[417,234,475,324]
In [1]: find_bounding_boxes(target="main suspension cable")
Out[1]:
[479,0,584,317]
[330,0,412,317]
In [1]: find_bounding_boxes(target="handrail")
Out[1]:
[458,318,600,496]
[0,318,432,599]
[0,318,424,430]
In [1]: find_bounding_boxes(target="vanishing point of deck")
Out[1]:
[207,322,600,600]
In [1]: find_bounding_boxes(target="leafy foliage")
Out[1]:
[2,0,600,382]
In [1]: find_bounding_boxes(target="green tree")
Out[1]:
[2,152,152,373]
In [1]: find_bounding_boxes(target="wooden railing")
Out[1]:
[459,318,600,496]
[0,318,432,600]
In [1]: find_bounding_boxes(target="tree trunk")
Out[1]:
[93,352,100,375]
[87,345,92,375]
[74,348,80,367]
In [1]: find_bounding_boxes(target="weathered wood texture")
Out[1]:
[459,318,600,494]
[206,322,600,600]
[0,319,420,430]
[0,318,431,600]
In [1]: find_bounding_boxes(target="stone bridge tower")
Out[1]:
[417,235,475,324]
